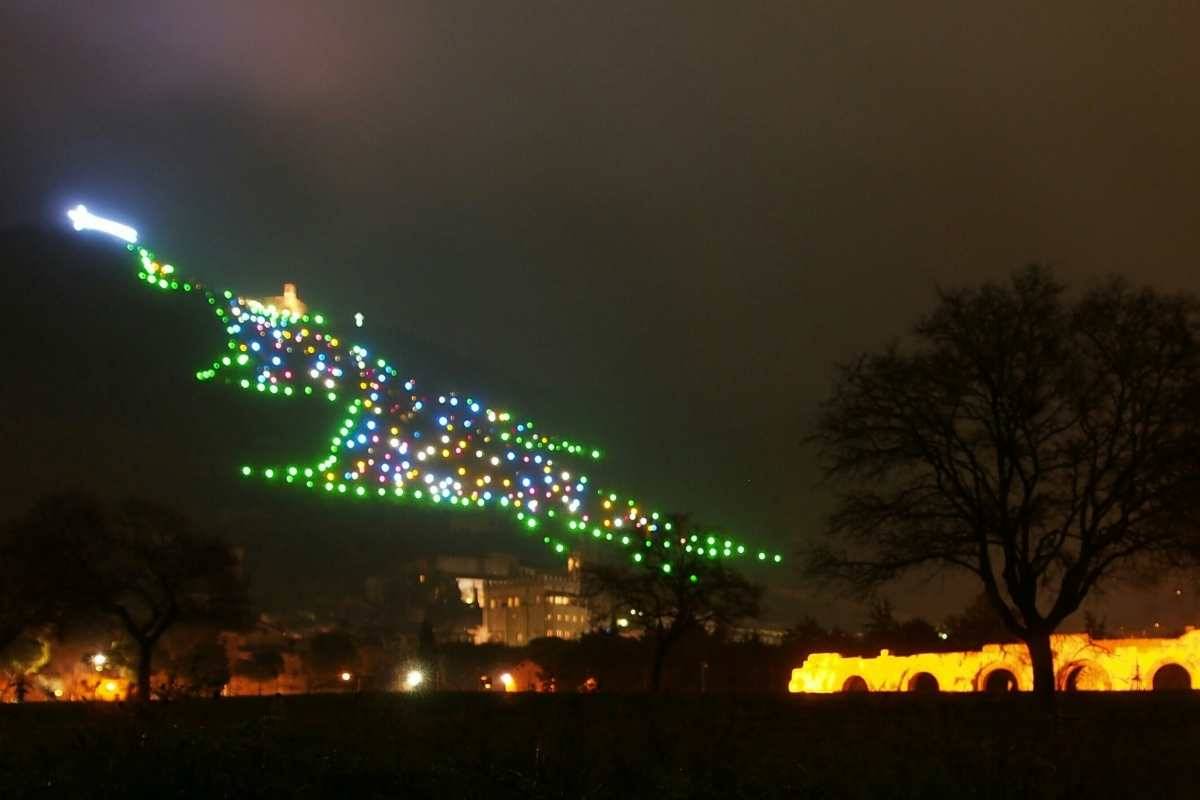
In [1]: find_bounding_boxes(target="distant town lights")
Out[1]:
[67,204,138,243]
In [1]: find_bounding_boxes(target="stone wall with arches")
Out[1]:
[788,629,1200,693]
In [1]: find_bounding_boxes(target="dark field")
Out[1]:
[1,693,1197,799]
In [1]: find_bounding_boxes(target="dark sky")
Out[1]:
[3,1,1200,625]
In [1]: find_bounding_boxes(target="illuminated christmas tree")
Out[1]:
[70,206,783,569]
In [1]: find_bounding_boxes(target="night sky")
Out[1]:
[4,2,1200,626]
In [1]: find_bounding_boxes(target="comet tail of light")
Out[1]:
[72,213,785,571]
[788,629,1200,693]
[67,204,138,243]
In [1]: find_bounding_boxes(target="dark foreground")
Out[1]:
[1,692,1196,799]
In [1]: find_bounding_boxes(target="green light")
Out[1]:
[661,564,671,574]
[264,469,275,479]
[758,552,766,561]
[774,554,782,563]
[633,553,643,563]
[689,574,698,583]
[241,466,252,476]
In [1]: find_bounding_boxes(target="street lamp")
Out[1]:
[404,669,424,690]
[340,671,352,683]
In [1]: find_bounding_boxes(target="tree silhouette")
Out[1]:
[233,647,285,694]
[941,592,1017,649]
[808,267,1200,699]
[305,630,359,689]
[10,494,249,701]
[582,515,763,691]
[0,499,100,655]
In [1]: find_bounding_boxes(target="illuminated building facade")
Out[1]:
[482,568,590,645]
[257,282,308,317]
[789,628,1200,693]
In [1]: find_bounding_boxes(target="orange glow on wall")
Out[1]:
[789,629,1200,693]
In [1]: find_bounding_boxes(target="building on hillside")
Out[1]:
[731,624,789,646]
[409,553,522,608]
[481,566,590,645]
[257,282,307,316]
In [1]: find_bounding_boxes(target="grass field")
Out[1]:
[1,692,1197,799]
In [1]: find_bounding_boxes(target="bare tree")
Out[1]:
[582,516,763,691]
[808,267,1200,699]
[13,494,249,701]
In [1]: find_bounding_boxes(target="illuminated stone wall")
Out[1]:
[789,628,1200,693]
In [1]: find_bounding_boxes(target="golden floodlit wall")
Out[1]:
[789,629,1200,693]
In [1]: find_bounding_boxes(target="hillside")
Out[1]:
[0,226,548,610]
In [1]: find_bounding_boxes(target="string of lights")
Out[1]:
[120,233,783,570]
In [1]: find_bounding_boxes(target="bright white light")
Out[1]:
[404,669,424,689]
[354,312,364,327]
[340,671,353,682]
[66,205,138,243]
[499,672,514,689]
[91,653,108,669]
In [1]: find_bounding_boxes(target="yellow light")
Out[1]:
[341,671,353,682]
[500,672,515,691]
[104,681,117,693]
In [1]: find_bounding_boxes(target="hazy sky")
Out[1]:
[4,1,1200,622]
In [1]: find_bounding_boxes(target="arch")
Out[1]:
[841,675,870,693]
[981,668,1018,693]
[1152,663,1191,691]
[1059,661,1111,692]
[906,672,939,693]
